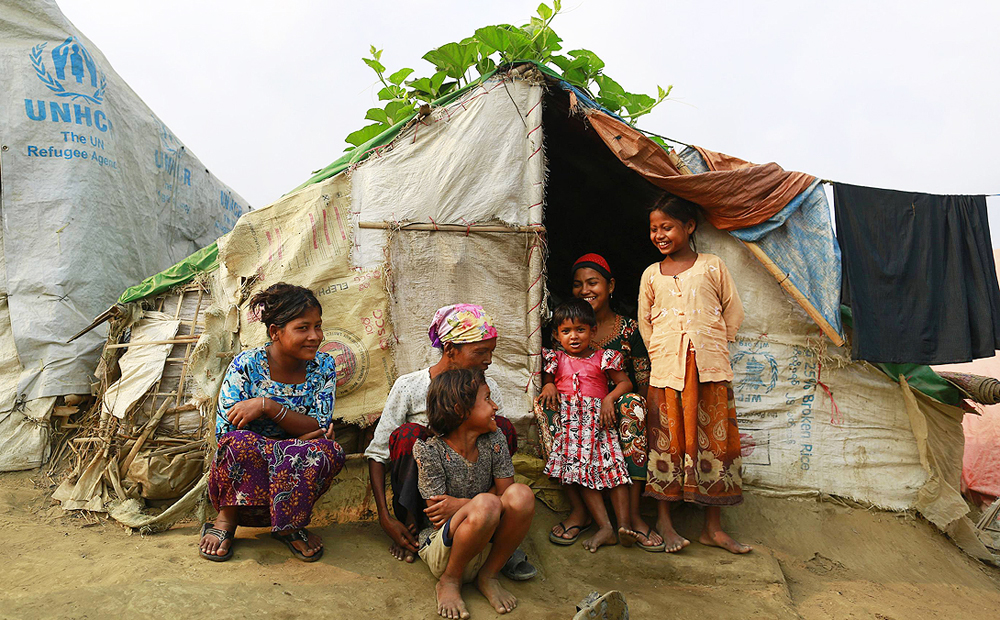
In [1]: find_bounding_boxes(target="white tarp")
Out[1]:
[0,0,247,406]
[350,77,545,269]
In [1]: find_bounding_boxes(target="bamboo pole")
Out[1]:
[740,241,845,347]
[358,222,545,233]
[119,399,171,476]
[106,337,200,349]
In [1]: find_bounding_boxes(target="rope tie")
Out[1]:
[817,360,842,426]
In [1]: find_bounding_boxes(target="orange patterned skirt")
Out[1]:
[645,347,743,506]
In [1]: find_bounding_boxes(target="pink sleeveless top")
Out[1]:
[542,348,624,399]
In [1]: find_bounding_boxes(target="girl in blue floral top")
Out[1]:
[198,283,345,563]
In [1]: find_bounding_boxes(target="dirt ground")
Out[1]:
[2,469,999,620]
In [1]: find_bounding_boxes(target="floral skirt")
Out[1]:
[208,430,345,531]
[541,394,631,490]
[646,349,743,506]
[535,393,647,481]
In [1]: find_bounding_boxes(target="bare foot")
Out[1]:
[290,529,323,558]
[199,515,236,558]
[700,529,753,554]
[435,576,469,619]
[657,519,690,553]
[618,526,639,548]
[390,542,416,563]
[476,574,517,614]
[582,525,618,553]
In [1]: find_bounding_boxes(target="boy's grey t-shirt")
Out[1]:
[412,429,515,547]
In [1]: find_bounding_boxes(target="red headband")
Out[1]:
[572,253,613,281]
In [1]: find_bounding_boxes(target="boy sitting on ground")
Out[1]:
[413,369,536,619]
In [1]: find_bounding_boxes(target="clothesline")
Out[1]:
[820,179,1000,198]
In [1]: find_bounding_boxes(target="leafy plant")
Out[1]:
[345,2,671,150]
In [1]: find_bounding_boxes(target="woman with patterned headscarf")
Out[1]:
[364,304,533,579]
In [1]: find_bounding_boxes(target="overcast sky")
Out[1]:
[57,0,1000,236]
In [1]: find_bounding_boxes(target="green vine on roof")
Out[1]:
[346,1,672,151]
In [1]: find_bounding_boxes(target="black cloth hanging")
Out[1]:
[833,183,1000,364]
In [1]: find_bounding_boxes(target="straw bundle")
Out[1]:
[937,371,1000,405]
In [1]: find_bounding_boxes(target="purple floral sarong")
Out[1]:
[208,430,345,531]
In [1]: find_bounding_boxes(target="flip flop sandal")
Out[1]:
[634,527,666,553]
[272,528,324,562]
[549,521,593,546]
[500,548,538,581]
[199,522,234,562]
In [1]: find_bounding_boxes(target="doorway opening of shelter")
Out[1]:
[541,89,665,328]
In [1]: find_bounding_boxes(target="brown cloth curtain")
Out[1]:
[586,111,816,230]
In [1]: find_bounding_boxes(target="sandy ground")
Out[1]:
[2,470,999,620]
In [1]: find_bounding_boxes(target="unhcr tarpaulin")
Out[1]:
[0,0,246,470]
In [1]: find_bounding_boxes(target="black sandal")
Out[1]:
[500,548,538,581]
[549,520,593,546]
[272,528,324,562]
[199,522,234,562]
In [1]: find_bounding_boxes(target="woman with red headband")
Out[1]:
[536,254,664,551]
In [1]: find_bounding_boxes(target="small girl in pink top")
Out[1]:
[540,298,634,552]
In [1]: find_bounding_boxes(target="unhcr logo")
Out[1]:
[30,36,106,104]
[24,37,111,132]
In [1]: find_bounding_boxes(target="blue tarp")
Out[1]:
[680,148,844,339]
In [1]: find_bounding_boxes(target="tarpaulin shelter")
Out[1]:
[0,0,247,471]
[61,62,992,559]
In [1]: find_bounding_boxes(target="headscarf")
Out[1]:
[428,304,498,349]
[572,253,613,282]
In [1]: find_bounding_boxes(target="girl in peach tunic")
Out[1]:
[638,194,752,555]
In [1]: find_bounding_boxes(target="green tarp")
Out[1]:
[117,242,219,304]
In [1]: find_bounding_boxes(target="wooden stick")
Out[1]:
[358,222,545,233]
[740,241,846,347]
[106,337,200,349]
[146,440,207,458]
[67,306,117,343]
[119,399,171,476]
